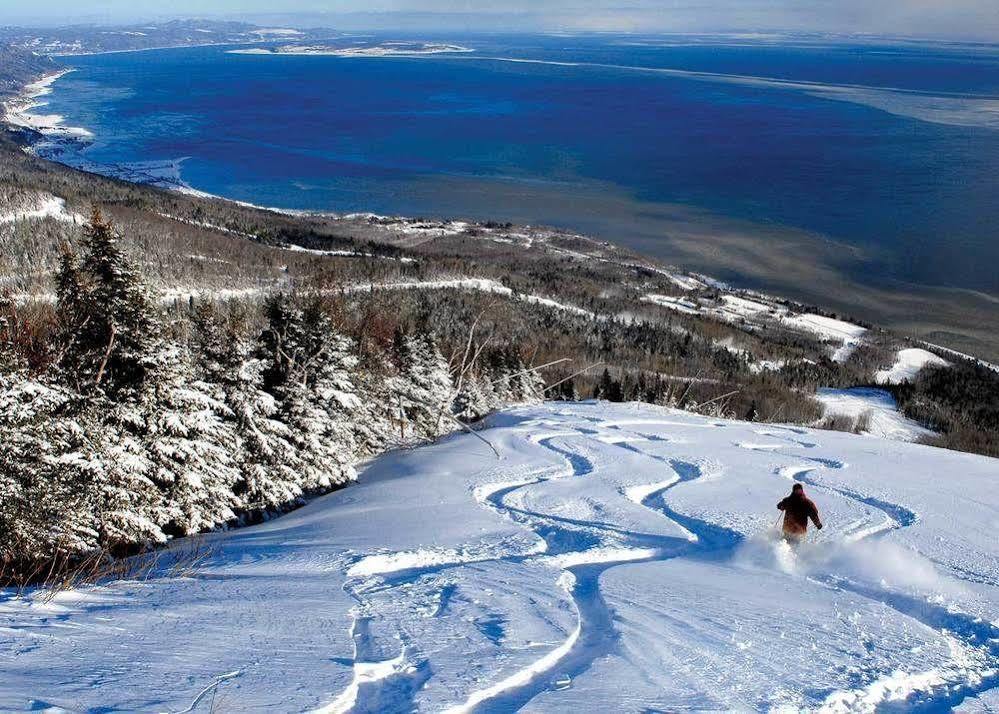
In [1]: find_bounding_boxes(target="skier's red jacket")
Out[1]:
[777,490,822,535]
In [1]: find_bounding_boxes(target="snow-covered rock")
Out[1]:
[1,402,996,712]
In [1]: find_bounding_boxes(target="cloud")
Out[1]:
[9,0,999,41]
[532,1,999,40]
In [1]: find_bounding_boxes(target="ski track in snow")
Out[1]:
[447,431,722,712]
[759,432,999,711]
[331,424,740,713]
[3,402,998,712]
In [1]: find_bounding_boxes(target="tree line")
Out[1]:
[0,211,545,585]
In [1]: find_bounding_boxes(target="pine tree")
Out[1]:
[232,357,303,513]
[87,400,166,551]
[391,330,454,439]
[192,304,301,514]
[509,351,545,403]
[594,368,624,401]
[259,293,305,393]
[352,355,397,456]
[454,371,494,422]
[45,209,168,552]
[487,348,515,405]
[595,368,612,399]
[0,372,97,570]
[552,377,579,402]
[56,208,158,397]
[274,298,360,493]
[143,342,241,536]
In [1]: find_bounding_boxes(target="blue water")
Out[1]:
[43,34,999,294]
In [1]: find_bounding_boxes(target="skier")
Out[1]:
[777,483,822,544]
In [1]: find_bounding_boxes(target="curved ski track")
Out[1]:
[325,418,999,713]
[757,431,999,711]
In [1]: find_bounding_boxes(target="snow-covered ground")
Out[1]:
[279,243,417,263]
[3,401,997,712]
[10,277,602,315]
[815,387,937,442]
[642,292,867,362]
[344,278,599,319]
[876,348,951,384]
[0,194,81,225]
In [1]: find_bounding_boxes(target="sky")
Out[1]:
[2,0,999,41]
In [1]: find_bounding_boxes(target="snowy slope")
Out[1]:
[876,348,951,384]
[2,402,998,712]
[641,292,867,362]
[815,387,937,442]
[0,194,80,225]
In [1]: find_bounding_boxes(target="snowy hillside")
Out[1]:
[815,387,937,442]
[2,401,998,712]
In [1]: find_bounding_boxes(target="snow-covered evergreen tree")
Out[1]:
[351,355,398,456]
[142,342,241,536]
[548,375,580,402]
[453,371,495,422]
[87,401,167,551]
[192,305,302,514]
[2,211,169,558]
[391,329,454,439]
[231,358,303,513]
[56,208,158,397]
[0,373,165,563]
[266,297,360,493]
[0,372,98,568]
[509,352,546,403]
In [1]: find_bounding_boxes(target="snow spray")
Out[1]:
[734,529,962,598]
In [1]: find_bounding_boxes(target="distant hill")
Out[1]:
[0,19,337,56]
[0,46,58,96]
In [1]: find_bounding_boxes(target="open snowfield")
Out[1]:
[814,387,937,442]
[876,349,951,385]
[2,401,998,712]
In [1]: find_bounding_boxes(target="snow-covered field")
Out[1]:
[815,387,937,442]
[2,402,998,712]
[876,348,951,384]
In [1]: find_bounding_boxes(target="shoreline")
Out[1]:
[6,67,999,363]
[52,40,271,58]
[0,70,513,228]
[2,69,93,140]
[0,68,520,224]
[228,43,475,58]
[3,69,222,195]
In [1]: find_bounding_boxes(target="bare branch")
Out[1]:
[542,361,604,394]
[93,324,117,387]
[486,357,572,388]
